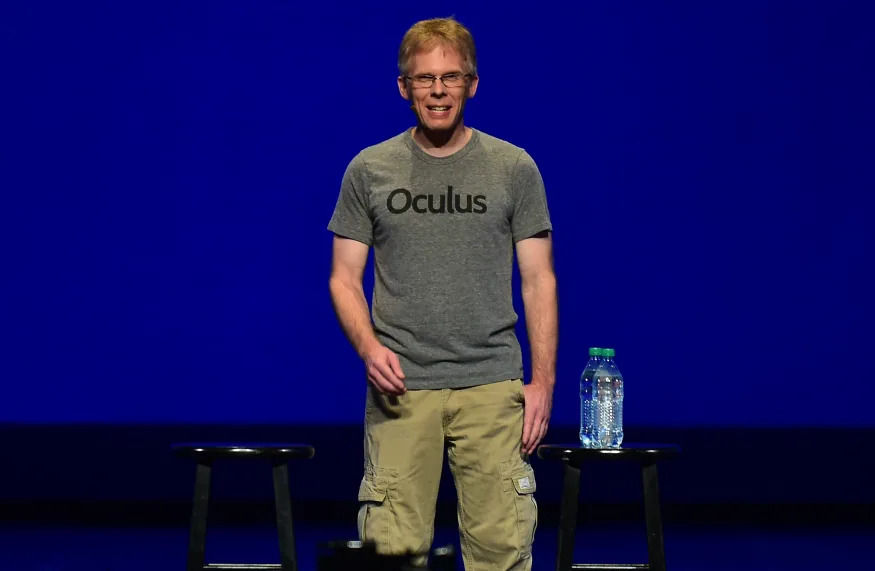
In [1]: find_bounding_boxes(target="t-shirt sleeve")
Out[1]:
[510,150,553,242]
[327,154,373,245]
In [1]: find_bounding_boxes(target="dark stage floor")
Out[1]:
[3,425,872,569]
[1,519,871,571]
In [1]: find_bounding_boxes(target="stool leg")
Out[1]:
[272,462,298,571]
[556,462,581,571]
[187,461,211,571]
[642,463,667,571]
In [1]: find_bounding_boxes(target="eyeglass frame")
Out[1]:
[403,72,474,89]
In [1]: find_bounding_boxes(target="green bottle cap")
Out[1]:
[604,348,615,357]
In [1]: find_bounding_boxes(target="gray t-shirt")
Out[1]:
[328,128,552,389]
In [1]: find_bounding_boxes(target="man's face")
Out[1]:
[398,45,479,133]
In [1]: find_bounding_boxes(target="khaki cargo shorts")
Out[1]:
[357,378,537,571]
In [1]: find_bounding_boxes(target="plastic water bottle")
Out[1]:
[579,347,602,447]
[603,348,624,448]
[593,356,614,448]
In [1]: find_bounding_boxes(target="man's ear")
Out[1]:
[467,75,479,98]
[397,76,410,100]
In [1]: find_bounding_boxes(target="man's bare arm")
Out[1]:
[518,231,558,389]
[328,235,406,394]
[328,236,379,358]
[516,230,558,454]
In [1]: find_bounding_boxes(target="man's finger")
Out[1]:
[521,408,534,450]
[533,420,549,453]
[524,420,536,454]
[528,421,544,455]
[369,369,394,394]
[388,352,406,380]
[527,410,546,454]
[376,360,405,393]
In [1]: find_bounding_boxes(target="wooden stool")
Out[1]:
[537,443,681,571]
[172,443,315,571]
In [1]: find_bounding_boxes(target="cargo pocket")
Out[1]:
[356,464,397,549]
[510,464,538,559]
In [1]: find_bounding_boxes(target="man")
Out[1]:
[327,17,557,571]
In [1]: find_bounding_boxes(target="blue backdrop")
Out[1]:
[3,1,872,427]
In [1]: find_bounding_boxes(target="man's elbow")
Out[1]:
[329,272,362,297]
[329,275,347,296]
[521,271,557,298]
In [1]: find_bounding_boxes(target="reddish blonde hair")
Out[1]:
[398,17,478,77]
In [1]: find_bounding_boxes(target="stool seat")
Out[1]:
[538,443,680,464]
[173,443,315,462]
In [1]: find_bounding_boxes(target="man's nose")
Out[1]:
[430,78,447,95]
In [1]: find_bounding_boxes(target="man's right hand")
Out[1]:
[363,345,407,395]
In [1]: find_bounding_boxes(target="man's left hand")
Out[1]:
[521,382,553,455]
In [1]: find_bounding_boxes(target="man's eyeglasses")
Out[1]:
[405,73,471,89]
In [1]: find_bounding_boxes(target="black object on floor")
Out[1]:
[538,443,681,571]
[317,540,456,571]
[172,443,316,571]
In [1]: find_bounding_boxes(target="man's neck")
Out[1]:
[411,124,472,158]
